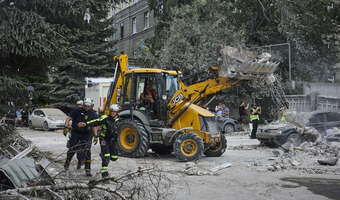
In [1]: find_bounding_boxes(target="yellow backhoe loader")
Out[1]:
[104,46,279,161]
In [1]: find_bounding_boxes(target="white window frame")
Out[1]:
[132,17,137,34]
[144,11,149,29]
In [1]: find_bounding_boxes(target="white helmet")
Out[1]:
[76,100,84,105]
[84,98,92,106]
[109,104,120,112]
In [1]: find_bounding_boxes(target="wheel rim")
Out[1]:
[224,124,234,133]
[120,127,138,150]
[180,139,198,157]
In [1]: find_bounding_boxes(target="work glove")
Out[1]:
[63,127,70,137]
[93,136,99,145]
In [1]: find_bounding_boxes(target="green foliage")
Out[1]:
[144,0,245,84]
[49,0,116,104]
[0,76,28,113]
[148,0,339,83]
[0,0,117,105]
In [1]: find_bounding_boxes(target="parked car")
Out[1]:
[257,111,340,147]
[216,115,241,134]
[28,108,67,131]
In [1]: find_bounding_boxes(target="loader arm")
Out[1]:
[167,77,240,117]
[103,55,129,114]
[167,46,280,123]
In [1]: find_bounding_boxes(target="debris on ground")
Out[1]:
[254,111,340,173]
[317,157,339,166]
[182,162,214,176]
[209,162,232,172]
[0,125,173,200]
[264,134,340,173]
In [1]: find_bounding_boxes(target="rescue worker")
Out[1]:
[82,104,121,178]
[249,105,261,139]
[278,105,287,121]
[64,100,85,170]
[64,99,96,176]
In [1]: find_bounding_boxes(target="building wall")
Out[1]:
[113,0,155,58]
[286,94,340,112]
[303,82,340,98]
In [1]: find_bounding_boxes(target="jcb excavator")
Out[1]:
[104,46,279,161]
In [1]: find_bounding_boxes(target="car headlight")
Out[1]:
[47,117,55,121]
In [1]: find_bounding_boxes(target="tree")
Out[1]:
[0,0,118,105]
[0,0,71,109]
[147,0,340,83]
[49,0,117,104]
[144,0,245,84]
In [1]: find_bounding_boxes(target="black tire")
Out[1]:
[117,119,149,158]
[42,121,49,131]
[223,124,235,134]
[28,121,33,129]
[173,133,204,162]
[151,145,173,155]
[204,134,227,157]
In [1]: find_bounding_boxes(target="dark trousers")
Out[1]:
[65,132,92,171]
[100,137,118,175]
[251,119,258,138]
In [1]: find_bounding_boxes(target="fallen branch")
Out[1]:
[88,167,154,186]
[93,185,127,200]
[0,167,155,200]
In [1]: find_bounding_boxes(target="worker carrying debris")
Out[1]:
[81,104,121,178]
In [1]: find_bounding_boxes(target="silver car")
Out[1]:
[28,108,67,131]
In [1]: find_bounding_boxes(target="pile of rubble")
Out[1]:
[265,127,340,173]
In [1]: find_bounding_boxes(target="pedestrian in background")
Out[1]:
[239,102,249,131]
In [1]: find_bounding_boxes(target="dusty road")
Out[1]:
[19,127,340,200]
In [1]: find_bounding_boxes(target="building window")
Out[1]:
[132,17,137,34]
[144,11,149,29]
[120,23,124,39]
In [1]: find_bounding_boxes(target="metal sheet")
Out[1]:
[0,157,40,189]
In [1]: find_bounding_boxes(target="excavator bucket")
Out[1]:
[218,46,279,83]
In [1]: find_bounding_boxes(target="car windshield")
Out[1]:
[42,109,66,117]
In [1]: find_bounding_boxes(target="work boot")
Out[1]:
[102,172,109,178]
[64,160,70,170]
[85,169,92,177]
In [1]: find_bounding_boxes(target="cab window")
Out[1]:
[166,75,178,98]
[122,75,135,105]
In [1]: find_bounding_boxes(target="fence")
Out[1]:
[286,94,340,112]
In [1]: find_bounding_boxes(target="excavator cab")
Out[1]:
[121,71,178,122]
